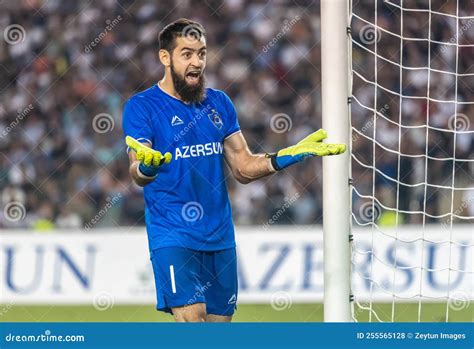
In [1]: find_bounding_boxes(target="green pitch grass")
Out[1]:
[0,303,471,322]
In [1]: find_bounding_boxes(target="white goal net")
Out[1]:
[350,0,473,322]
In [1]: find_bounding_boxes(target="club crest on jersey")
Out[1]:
[208,109,223,130]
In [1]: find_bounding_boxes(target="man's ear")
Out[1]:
[159,49,171,67]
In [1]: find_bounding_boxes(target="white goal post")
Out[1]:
[321,0,473,322]
[321,0,352,322]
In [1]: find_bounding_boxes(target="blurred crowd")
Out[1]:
[0,0,472,230]
[351,0,473,225]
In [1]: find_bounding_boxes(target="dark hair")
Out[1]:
[158,18,206,52]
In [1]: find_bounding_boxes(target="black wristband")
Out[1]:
[265,153,280,171]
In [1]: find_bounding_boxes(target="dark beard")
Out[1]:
[170,63,206,104]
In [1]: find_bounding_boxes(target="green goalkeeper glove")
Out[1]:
[267,129,346,171]
[126,136,172,178]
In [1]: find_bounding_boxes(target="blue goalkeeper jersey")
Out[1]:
[122,84,241,252]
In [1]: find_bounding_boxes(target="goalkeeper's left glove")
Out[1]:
[126,136,172,178]
[266,129,346,171]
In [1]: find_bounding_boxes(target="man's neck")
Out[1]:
[158,75,182,100]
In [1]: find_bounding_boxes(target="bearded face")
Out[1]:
[170,57,206,103]
[164,34,207,104]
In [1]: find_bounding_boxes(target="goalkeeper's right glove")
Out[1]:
[267,129,346,171]
[125,136,172,178]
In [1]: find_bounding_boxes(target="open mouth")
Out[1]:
[186,71,201,83]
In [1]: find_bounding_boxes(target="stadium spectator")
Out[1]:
[0,0,471,229]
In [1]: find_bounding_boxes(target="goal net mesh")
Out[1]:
[350,0,473,322]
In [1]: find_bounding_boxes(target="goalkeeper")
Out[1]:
[122,18,345,323]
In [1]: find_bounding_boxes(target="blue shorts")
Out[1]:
[150,247,238,316]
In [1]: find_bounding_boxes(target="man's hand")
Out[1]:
[268,129,346,171]
[126,136,172,178]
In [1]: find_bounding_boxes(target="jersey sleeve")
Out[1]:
[122,98,154,152]
[221,91,241,139]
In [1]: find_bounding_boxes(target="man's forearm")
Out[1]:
[129,161,156,187]
[235,154,276,184]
